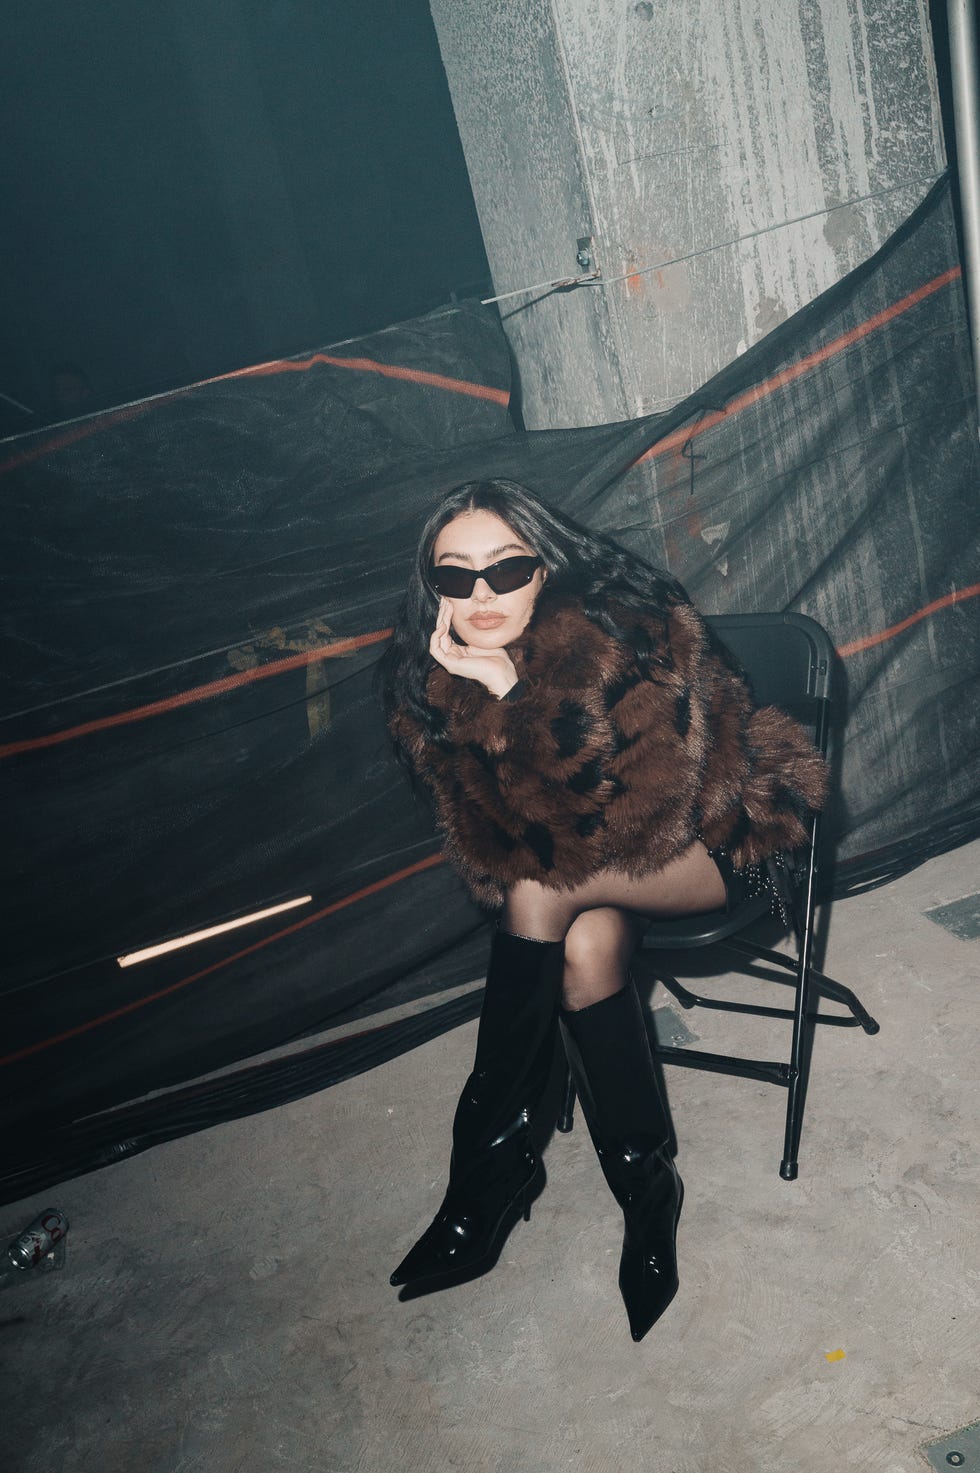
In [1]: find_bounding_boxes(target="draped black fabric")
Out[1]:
[1,177,977,1198]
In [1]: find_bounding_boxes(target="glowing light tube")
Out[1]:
[117,896,313,968]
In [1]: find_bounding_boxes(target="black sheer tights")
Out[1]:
[501,841,726,1011]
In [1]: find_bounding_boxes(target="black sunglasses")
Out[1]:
[428,554,543,599]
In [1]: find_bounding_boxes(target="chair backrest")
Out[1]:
[706,612,833,747]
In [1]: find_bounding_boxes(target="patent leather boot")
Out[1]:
[560,983,683,1341]
[390,929,565,1293]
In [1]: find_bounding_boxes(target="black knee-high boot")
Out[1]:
[390,929,565,1292]
[560,983,683,1341]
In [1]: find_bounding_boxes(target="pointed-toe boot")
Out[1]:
[390,929,565,1293]
[560,982,683,1341]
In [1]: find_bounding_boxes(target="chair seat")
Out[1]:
[641,892,773,950]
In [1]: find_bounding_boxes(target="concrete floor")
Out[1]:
[3,841,979,1473]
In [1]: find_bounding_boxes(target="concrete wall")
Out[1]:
[429,0,947,428]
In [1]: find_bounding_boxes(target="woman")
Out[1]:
[381,478,826,1341]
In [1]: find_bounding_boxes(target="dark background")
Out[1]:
[0,0,490,433]
[0,2,960,437]
[2,4,977,1195]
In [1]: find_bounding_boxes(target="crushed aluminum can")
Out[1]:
[4,1208,69,1270]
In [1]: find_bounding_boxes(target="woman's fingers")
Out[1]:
[430,609,464,672]
[431,601,518,695]
[431,599,458,661]
[430,629,453,660]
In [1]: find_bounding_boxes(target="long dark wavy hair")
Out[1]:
[380,479,686,753]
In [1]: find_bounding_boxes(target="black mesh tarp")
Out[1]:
[2,176,977,1199]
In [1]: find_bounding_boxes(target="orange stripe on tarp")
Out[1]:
[2,268,968,752]
[626,263,972,660]
[0,851,446,1070]
[636,265,963,463]
[7,575,978,760]
[837,581,980,657]
[0,627,393,760]
[0,403,155,477]
[0,356,508,477]
[209,351,510,404]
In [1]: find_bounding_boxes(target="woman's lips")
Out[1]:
[468,613,506,629]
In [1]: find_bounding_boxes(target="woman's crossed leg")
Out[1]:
[501,841,725,1010]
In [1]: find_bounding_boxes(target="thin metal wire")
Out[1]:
[482,270,600,305]
[480,174,942,306]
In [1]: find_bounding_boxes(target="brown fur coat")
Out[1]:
[389,589,827,909]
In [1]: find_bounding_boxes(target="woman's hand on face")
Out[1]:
[429,599,519,698]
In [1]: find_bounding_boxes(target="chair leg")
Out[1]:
[781,857,820,1180]
[648,969,700,1011]
[722,939,880,1032]
[806,967,880,1034]
[781,1067,805,1180]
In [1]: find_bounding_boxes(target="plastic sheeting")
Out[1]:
[2,176,978,1194]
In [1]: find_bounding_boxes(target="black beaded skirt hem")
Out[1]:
[707,845,791,925]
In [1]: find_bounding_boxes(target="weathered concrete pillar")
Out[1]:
[429,0,946,428]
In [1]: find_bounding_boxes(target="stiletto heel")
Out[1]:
[389,1152,540,1290]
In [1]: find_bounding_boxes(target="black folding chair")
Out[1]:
[558,612,879,1180]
